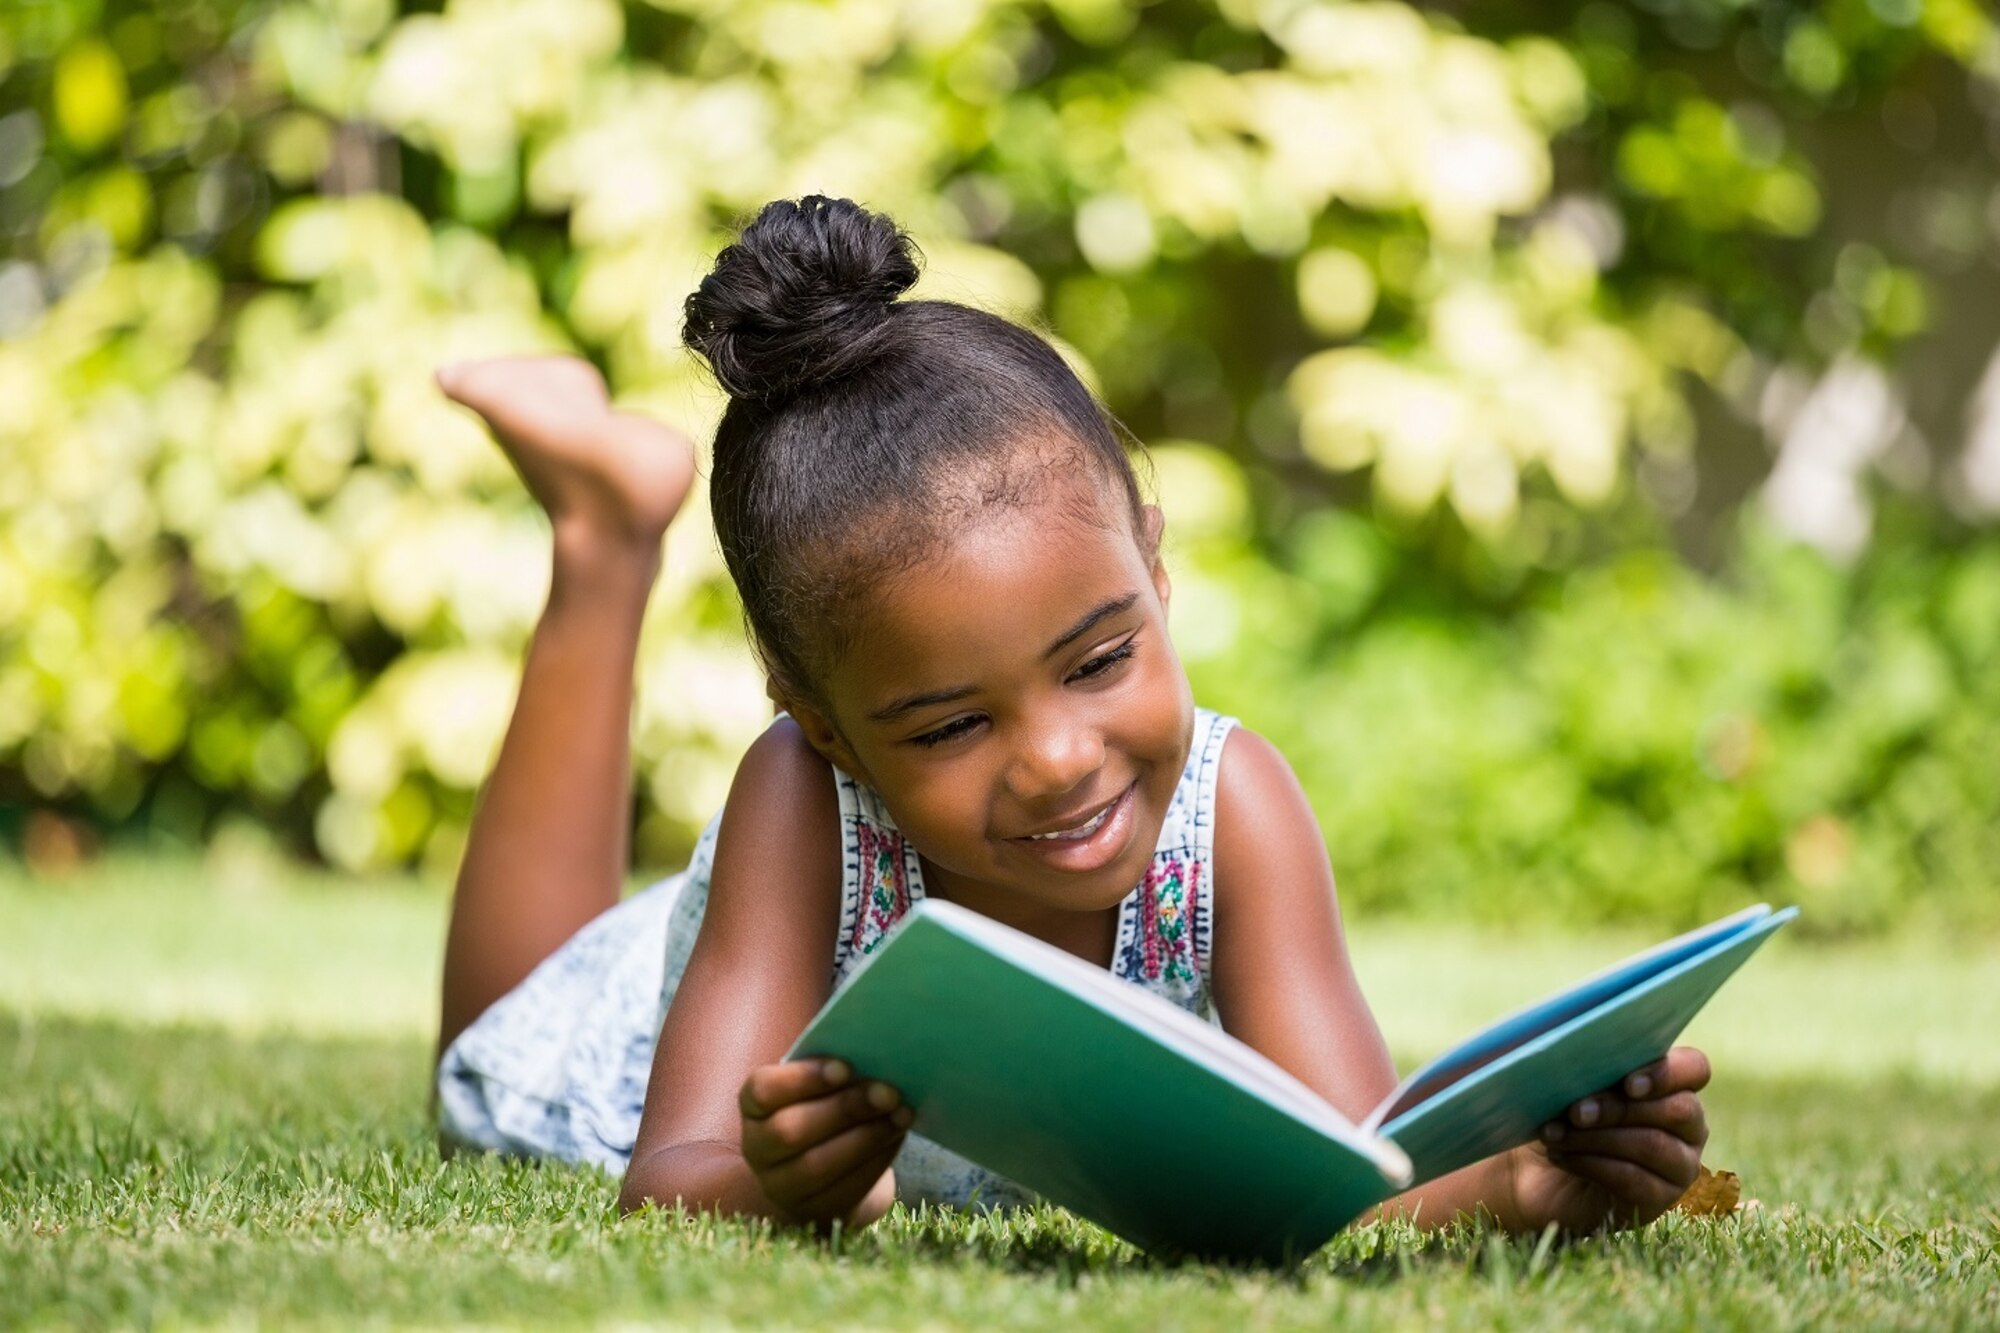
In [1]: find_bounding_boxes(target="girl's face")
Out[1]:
[798,471,1195,924]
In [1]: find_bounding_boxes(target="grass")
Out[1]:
[4,856,1998,1329]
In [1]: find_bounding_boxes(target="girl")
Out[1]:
[432,196,1713,1238]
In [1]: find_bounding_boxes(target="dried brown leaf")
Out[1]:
[1674,1165,1742,1217]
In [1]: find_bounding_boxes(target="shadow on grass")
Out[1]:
[855,1197,1573,1280]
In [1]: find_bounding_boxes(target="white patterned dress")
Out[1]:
[437,707,1238,1207]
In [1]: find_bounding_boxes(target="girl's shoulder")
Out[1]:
[1205,717,1334,913]
[1205,712,1280,784]
[694,716,844,926]
[732,713,840,809]
[1208,715,1307,837]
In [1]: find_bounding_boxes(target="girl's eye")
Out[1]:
[912,714,983,748]
[1072,638,1138,682]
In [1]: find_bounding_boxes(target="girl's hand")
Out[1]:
[437,356,695,554]
[738,1058,913,1229]
[1507,1046,1711,1234]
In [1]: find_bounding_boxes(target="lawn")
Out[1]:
[4,857,1997,1329]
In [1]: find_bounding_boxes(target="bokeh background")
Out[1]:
[5,0,2000,936]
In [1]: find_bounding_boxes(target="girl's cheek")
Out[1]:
[1134,654,1194,747]
[915,765,998,842]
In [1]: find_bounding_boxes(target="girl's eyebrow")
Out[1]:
[1042,592,1140,661]
[870,683,979,723]
[867,591,1142,723]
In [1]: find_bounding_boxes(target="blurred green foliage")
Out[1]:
[1171,465,2000,934]
[1,0,1996,929]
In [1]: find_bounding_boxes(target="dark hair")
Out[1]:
[682,196,1145,705]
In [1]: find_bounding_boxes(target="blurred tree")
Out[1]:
[2,0,1997,928]
[1455,0,2000,564]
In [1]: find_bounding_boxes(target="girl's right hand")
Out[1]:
[738,1058,913,1228]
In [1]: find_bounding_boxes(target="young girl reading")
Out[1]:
[432,195,1714,1238]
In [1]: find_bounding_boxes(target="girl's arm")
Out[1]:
[1207,729,1401,1123]
[1208,727,1706,1234]
[617,720,911,1227]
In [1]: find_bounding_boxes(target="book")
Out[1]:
[789,900,1798,1262]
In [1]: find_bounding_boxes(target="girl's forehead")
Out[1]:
[827,498,1154,712]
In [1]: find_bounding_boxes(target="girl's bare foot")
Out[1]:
[437,357,696,554]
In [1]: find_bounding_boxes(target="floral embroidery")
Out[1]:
[851,822,913,955]
[1124,853,1201,986]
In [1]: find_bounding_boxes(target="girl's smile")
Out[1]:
[1008,778,1139,873]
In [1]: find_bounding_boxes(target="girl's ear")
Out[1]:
[1140,503,1172,611]
[768,683,870,782]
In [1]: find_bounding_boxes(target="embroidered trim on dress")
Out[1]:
[1122,853,1202,987]
[851,821,913,956]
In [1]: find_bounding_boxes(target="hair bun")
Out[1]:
[683,196,922,403]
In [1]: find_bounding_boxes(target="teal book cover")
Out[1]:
[790,900,1795,1261]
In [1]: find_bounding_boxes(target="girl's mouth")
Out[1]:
[1023,803,1113,841]
[1008,781,1138,873]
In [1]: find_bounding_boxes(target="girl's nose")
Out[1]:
[1006,718,1105,802]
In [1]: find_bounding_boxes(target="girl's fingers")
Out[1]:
[1617,1047,1712,1101]
[1542,1126,1703,1189]
[1544,1151,1683,1218]
[740,1059,853,1119]
[757,1113,911,1205]
[792,1131,908,1220]
[1553,1089,1708,1143]
[742,1081,904,1168]
[1556,1046,1711,1131]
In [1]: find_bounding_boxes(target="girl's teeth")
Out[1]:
[1027,804,1111,841]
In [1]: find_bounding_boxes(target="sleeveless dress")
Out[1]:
[437,707,1238,1207]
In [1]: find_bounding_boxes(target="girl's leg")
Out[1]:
[432,358,695,1058]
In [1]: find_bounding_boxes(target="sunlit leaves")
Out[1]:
[2,0,1995,877]
[369,0,623,170]
[1296,246,1376,338]
[52,38,128,152]
[1615,100,1821,238]
[1290,275,1657,527]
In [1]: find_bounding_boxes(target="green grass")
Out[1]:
[4,857,1998,1329]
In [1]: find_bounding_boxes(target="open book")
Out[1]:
[790,901,1797,1262]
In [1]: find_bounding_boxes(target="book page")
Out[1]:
[1363,905,1773,1131]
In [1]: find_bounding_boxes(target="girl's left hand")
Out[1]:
[1507,1046,1712,1234]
